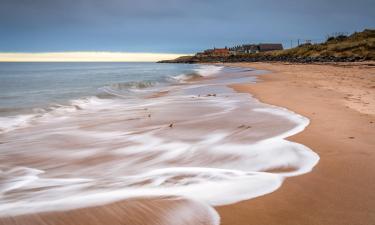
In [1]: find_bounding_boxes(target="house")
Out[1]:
[229,45,257,54]
[207,48,230,56]
[229,43,283,55]
[197,48,230,57]
[197,43,283,57]
[242,44,260,53]
[258,43,283,52]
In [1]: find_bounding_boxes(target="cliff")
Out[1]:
[159,29,375,63]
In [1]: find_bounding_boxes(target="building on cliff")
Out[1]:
[229,43,283,55]
[196,48,230,57]
[196,43,283,57]
[229,44,259,54]
[258,43,283,52]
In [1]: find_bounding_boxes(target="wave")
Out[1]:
[0,79,161,133]
[0,65,319,225]
[0,115,34,133]
[0,96,112,134]
[107,80,158,90]
[96,65,223,97]
[194,65,224,77]
[97,80,160,98]
[0,70,319,219]
[170,65,223,83]
[169,73,203,82]
[0,65,224,134]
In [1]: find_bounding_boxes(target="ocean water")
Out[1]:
[0,62,319,224]
[0,62,201,115]
[0,62,216,132]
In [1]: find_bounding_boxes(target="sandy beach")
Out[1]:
[1,62,374,225]
[1,0,374,223]
[0,196,219,225]
[217,62,375,225]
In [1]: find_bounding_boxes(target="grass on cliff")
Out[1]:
[160,29,375,63]
[267,29,375,59]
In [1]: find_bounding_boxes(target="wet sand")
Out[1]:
[0,197,217,225]
[1,62,374,225]
[217,62,375,225]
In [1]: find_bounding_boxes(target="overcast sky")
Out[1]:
[1,0,374,53]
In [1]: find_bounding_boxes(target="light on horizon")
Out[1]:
[0,52,187,62]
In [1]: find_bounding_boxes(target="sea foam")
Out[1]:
[0,65,319,224]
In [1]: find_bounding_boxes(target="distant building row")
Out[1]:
[229,43,283,54]
[196,43,283,57]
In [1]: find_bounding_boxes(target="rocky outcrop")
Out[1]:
[158,54,370,64]
[158,29,375,64]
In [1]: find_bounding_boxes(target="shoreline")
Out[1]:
[0,64,319,225]
[217,62,375,225]
[1,62,374,225]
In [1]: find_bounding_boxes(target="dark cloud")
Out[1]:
[0,0,374,52]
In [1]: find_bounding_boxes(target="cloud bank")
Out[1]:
[0,0,374,52]
[0,52,187,62]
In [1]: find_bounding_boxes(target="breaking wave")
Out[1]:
[0,65,224,134]
[0,64,318,225]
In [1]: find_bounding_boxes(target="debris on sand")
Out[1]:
[238,125,252,129]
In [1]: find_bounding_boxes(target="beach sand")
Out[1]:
[1,62,374,225]
[217,62,375,225]
[0,197,217,225]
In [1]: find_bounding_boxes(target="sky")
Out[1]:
[0,0,374,60]
[0,52,185,62]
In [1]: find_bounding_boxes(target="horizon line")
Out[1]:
[0,52,189,62]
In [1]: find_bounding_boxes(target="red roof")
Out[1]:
[212,48,229,53]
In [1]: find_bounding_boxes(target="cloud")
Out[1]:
[0,0,374,52]
[0,52,186,62]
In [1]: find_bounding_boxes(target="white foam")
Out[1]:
[194,65,224,77]
[0,66,319,221]
[171,65,223,82]
[0,115,34,133]
[253,106,309,140]
[0,167,44,193]
[0,96,115,134]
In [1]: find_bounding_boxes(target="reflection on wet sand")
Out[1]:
[0,197,218,225]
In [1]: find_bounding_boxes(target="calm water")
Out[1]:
[0,62,198,116]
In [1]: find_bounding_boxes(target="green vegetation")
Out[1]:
[159,29,375,63]
[268,29,375,60]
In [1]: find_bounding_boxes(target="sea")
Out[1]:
[0,62,319,224]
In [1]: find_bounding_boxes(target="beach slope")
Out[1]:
[217,62,375,225]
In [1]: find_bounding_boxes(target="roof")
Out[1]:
[258,43,283,51]
[212,48,229,53]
